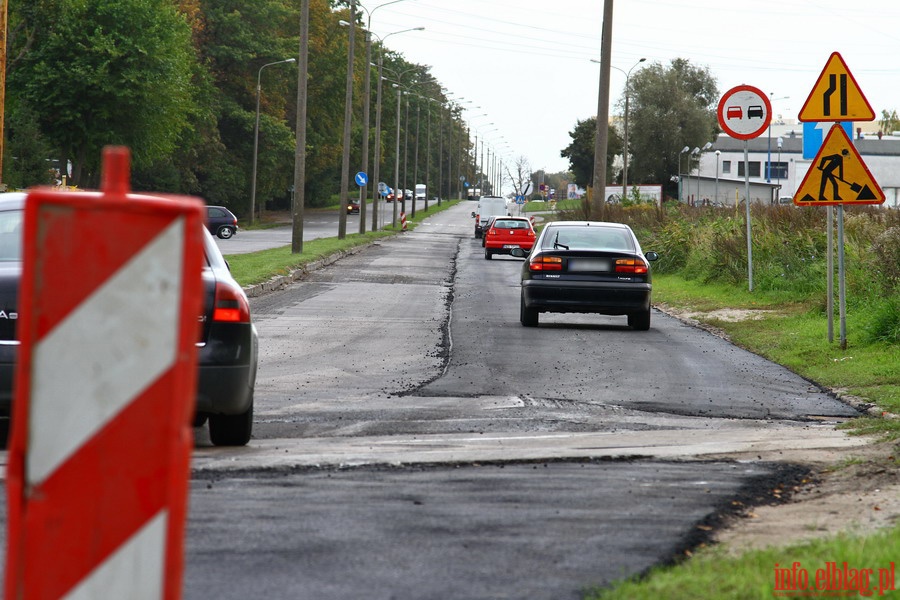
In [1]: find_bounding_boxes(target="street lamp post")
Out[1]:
[715,150,721,205]
[337,0,357,240]
[375,58,422,230]
[393,84,402,227]
[356,1,421,233]
[766,95,789,182]
[776,136,784,195]
[606,58,646,203]
[678,146,689,203]
[251,57,296,226]
[695,141,712,205]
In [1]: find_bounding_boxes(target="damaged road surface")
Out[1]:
[189,204,861,599]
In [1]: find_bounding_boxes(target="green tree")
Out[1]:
[2,103,56,188]
[879,109,900,137]
[560,117,622,189]
[622,58,719,198]
[8,0,196,187]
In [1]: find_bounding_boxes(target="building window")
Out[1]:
[737,161,761,177]
[766,162,788,180]
[722,161,731,174]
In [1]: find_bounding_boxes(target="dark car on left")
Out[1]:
[206,205,239,239]
[0,192,258,446]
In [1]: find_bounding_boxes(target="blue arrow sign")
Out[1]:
[803,122,853,159]
[355,172,368,186]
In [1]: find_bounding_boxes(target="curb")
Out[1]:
[242,243,374,298]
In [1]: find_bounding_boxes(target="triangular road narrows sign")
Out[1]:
[798,52,875,122]
[794,124,884,206]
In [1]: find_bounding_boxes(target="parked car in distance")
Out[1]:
[206,205,239,239]
[510,221,658,330]
[483,217,536,260]
[0,192,258,446]
[347,198,360,214]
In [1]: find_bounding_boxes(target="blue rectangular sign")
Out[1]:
[803,122,853,159]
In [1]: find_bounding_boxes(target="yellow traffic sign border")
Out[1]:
[798,52,875,123]
[794,124,884,206]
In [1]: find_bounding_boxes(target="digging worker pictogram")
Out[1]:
[818,148,850,201]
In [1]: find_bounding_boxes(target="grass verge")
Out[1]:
[585,522,900,599]
[585,273,899,599]
[224,200,459,286]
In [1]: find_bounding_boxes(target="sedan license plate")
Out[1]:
[502,244,520,249]
[567,258,611,272]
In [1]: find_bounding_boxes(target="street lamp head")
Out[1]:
[691,147,700,155]
[715,150,721,156]
[702,142,713,151]
[638,57,646,63]
[338,19,350,26]
[681,146,690,154]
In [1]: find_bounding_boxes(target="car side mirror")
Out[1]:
[645,251,659,261]
[471,211,476,218]
[509,247,529,259]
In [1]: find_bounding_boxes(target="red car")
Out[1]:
[483,216,536,260]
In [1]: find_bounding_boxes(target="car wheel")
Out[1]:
[217,226,235,239]
[208,402,253,446]
[628,309,651,331]
[520,294,538,327]
[484,249,492,260]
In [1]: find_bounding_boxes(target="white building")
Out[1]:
[688,126,900,208]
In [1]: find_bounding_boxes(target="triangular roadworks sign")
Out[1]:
[794,124,884,206]
[798,52,875,122]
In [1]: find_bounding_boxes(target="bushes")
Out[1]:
[865,298,900,344]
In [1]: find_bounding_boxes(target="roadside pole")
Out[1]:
[717,85,772,293]
[794,52,882,347]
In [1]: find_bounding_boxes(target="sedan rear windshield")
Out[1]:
[0,210,23,261]
[493,219,529,229]
[542,227,633,252]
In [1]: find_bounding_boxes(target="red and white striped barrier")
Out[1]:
[5,147,205,599]
[401,211,408,231]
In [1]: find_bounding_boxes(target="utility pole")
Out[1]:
[291,0,310,254]
[591,0,614,218]
[337,0,356,239]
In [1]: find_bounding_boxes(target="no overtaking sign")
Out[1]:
[717,85,772,140]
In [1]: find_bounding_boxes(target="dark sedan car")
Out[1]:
[0,192,258,446]
[206,205,239,239]
[511,221,658,330]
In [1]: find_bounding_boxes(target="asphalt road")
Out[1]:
[0,202,862,599]
[180,202,858,599]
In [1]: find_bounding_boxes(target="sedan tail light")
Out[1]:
[614,258,649,274]
[213,280,252,323]
[529,255,563,271]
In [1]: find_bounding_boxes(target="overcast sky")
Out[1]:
[367,0,900,175]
